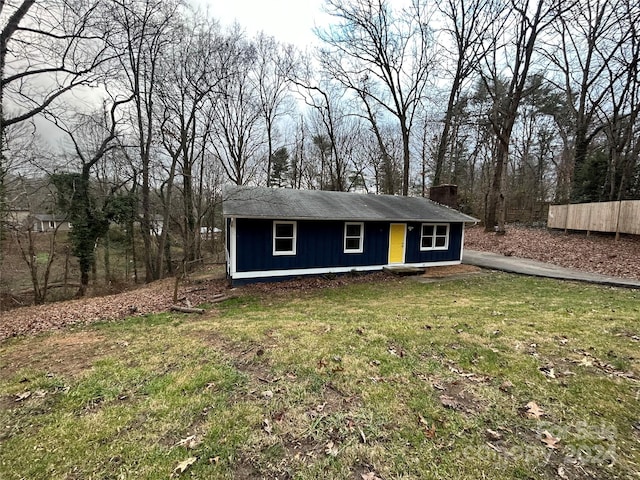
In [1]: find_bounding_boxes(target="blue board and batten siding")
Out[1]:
[223,186,477,284]
[226,218,464,284]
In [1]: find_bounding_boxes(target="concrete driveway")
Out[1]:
[462,250,640,289]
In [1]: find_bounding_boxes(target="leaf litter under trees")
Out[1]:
[2,226,640,340]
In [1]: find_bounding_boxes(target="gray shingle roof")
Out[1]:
[223,186,478,223]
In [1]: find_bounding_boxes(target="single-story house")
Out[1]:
[223,186,478,285]
[32,214,72,232]
[4,211,71,232]
[5,209,31,227]
[200,226,222,239]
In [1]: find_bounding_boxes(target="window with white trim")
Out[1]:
[420,223,449,250]
[344,222,364,253]
[273,221,296,255]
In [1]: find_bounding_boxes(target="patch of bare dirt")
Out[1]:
[1,331,109,379]
[242,271,401,296]
[436,379,485,414]
[422,264,482,278]
[465,225,640,280]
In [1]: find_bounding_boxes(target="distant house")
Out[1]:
[200,226,222,239]
[223,186,477,285]
[4,211,71,232]
[5,209,31,227]
[32,214,71,232]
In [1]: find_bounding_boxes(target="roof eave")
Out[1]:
[223,213,475,223]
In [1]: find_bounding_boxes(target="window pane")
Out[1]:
[422,237,433,248]
[346,238,360,250]
[275,238,293,252]
[346,224,361,237]
[275,223,293,238]
[422,225,434,236]
[436,225,448,236]
[435,237,446,247]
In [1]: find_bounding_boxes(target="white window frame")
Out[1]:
[344,222,364,253]
[273,221,297,256]
[420,223,449,251]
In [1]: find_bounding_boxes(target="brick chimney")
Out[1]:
[428,184,458,209]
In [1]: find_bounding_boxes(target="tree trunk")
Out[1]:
[401,122,410,196]
[485,127,510,233]
[141,166,156,282]
[433,75,462,187]
[78,264,90,298]
[104,231,111,282]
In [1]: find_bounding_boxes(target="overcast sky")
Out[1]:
[196,0,327,47]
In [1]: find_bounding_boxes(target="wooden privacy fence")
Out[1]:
[548,201,640,235]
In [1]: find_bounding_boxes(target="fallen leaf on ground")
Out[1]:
[172,457,197,476]
[263,418,273,435]
[15,391,31,402]
[540,430,560,449]
[418,414,437,438]
[539,366,556,378]
[557,465,569,479]
[575,356,593,367]
[486,429,503,441]
[325,441,339,457]
[174,435,201,449]
[499,380,514,392]
[525,401,544,419]
[424,423,436,438]
[486,442,501,453]
[361,472,382,480]
[440,395,460,410]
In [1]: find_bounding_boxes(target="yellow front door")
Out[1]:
[388,223,406,264]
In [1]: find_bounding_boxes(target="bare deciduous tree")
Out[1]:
[317,0,435,196]
[546,0,632,202]
[157,11,225,270]
[432,0,505,186]
[208,25,264,186]
[253,32,296,187]
[1,0,109,224]
[480,0,568,232]
[104,0,181,281]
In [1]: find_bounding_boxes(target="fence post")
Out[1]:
[614,200,622,242]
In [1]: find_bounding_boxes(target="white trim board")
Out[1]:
[230,261,461,281]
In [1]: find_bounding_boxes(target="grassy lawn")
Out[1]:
[1,273,639,479]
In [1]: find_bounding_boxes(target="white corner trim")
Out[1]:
[229,217,237,276]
